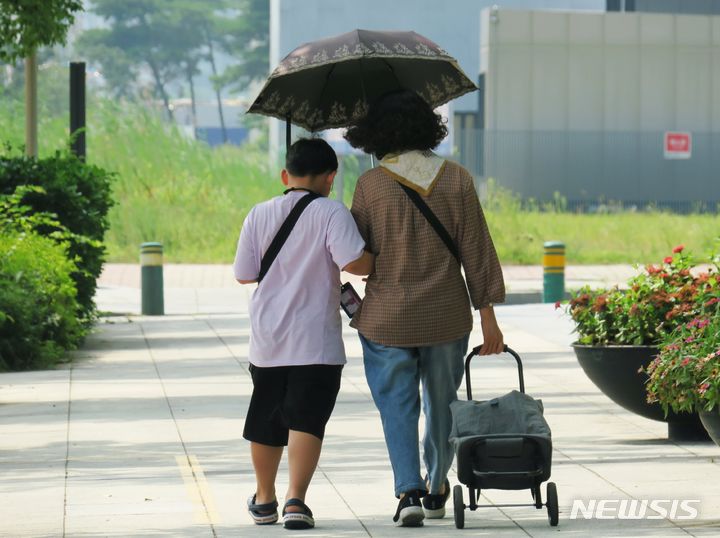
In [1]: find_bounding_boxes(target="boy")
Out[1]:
[234,138,373,530]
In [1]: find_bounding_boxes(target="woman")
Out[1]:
[345,89,505,527]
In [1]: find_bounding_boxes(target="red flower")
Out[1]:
[681,357,691,366]
[664,256,673,264]
[591,295,608,312]
[673,245,685,254]
[554,301,561,310]
[646,265,661,275]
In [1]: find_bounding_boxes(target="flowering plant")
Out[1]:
[645,312,720,414]
[563,245,720,346]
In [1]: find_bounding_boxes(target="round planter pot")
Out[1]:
[573,344,710,442]
[699,409,720,447]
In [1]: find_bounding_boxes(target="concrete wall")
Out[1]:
[475,9,720,209]
[482,9,720,132]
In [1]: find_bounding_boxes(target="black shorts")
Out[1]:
[243,363,343,446]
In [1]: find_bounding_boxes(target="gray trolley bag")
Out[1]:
[449,345,559,528]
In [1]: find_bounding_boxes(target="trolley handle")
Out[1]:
[464,344,525,400]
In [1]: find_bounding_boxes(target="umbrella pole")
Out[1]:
[286,117,291,151]
[358,59,376,169]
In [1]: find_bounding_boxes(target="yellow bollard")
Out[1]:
[543,241,565,303]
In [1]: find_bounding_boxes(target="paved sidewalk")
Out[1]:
[95,263,641,315]
[1,269,719,537]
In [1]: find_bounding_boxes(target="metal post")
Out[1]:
[25,53,38,157]
[70,62,86,159]
[543,241,565,303]
[140,242,164,315]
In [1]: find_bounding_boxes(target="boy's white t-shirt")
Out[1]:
[233,190,365,367]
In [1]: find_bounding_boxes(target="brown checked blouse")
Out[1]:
[349,156,505,347]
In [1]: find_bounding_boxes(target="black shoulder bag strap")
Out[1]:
[398,183,461,264]
[257,191,321,283]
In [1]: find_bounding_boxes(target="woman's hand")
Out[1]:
[478,305,504,355]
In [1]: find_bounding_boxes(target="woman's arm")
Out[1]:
[343,250,375,275]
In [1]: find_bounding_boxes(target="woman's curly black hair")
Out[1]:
[343,89,448,159]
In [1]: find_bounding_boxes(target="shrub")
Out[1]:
[0,230,84,371]
[0,149,114,318]
[564,245,720,346]
[645,311,720,414]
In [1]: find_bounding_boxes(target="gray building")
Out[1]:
[474,8,720,210]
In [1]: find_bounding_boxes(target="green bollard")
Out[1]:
[140,242,164,315]
[543,241,565,303]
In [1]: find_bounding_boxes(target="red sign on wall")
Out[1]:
[664,132,691,159]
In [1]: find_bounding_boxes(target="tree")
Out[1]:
[216,0,269,94]
[152,0,234,142]
[75,0,271,142]
[82,0,205,120]
[0,0,82,63]
[0,0,83,156]
[77,33,138,100]
[170,0,224,135]
[213,0,269,144]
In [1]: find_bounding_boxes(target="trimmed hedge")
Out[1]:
[0,151,114,319]
[0,230,84,371]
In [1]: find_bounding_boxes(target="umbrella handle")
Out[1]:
[286,116,291,151]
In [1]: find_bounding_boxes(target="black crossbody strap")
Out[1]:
[257,192,321,283]
[399,183,460,263]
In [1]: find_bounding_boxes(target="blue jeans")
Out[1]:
[360,334,469,497]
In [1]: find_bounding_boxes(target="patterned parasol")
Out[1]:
[247,29,477,133]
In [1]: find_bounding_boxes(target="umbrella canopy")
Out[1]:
[247,29,477,132]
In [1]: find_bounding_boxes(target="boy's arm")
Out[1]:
[326,205,367,274]
[343,250,375,275]
[234,209,260,285]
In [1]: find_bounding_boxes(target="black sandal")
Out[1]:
[282,498,315,530]
[247,494,278,525]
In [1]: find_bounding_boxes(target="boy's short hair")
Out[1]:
[286,138,338,177]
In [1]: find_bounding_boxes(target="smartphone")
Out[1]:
[340,282,362,318]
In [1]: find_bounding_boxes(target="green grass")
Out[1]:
[486,210,720,265]
[88,103,280,262]
[481,183,720,264]
[1,71,718,265]
[1,92,280,262]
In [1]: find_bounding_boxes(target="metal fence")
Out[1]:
[455,129,720,213]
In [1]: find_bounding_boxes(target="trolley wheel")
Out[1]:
[453,485,465,529]
[546,482,559,527]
